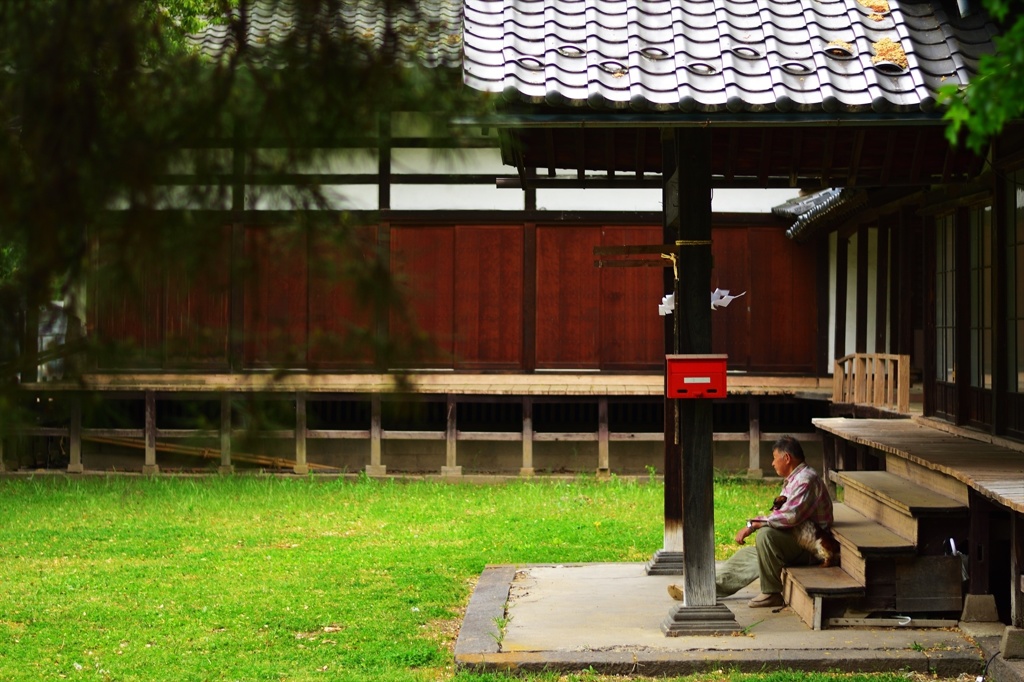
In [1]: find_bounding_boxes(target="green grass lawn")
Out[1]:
[0,474,941,682]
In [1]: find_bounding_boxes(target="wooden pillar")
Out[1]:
[294,392,309,475]
[821,434,838,499]
[875,225,890,353]
[834,234,849,363]
[67,395,83,473]
[816,237,832,376]
[647,131,684,575]
[968,489,992,596]
[955,208,971,426]
[662,128,739,634]
[746,398,762,478]
[855,226,869,354]
[366,395,386,476]
[1012,511,1024,628]
[143,391,159,475]
[219,394,233,474]
[597,397,610,478]
[677,128,715,607]
[442,394,462,477]
[521,397,535,476]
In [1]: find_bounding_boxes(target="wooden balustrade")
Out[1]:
[832,353,910,414]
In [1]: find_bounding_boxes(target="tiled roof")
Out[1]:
[191,0,463,69]
[462,0,997,115]
[772,188,867,240]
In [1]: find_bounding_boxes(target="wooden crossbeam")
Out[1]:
[593,244,680,256]
[593,259,671,268]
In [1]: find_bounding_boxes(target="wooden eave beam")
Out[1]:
[967,146,987,178]
[545,129,557,176]
[725,130,739,183]
[634,129,646,180]
[607,130,617,180]
[576,128,586,182]
[832,188,924,236]
[880,129,895,187]
[821,128,836,187]
[917,171,995,215]
[910,128,924,184]
[941,140,956,184]
[758,128,773,186]
[847,129,865,187]
[789,131,803,187]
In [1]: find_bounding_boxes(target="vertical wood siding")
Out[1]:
[164,226,231,368]
[92,235,165,369]
[599,226,663,369]
[93,219,815,375]
[535,226,602,369]
[711,227,752,370]
[307,226,376,369]
[390,225,456,367]
[454,225,524,369]
[746,227,818,373]
[243,226,309,368]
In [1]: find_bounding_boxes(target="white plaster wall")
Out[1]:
[827,227,890,370]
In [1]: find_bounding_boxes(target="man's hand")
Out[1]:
[736,520,763,545]
[735,524,755,545]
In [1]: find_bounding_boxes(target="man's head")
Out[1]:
[770,435,805,477]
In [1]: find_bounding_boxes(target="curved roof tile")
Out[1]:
[463,0,997,114]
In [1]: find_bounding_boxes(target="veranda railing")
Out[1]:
[832,353,910,414]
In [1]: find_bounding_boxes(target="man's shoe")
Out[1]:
[747,592,784,608]
[667,584,684,601]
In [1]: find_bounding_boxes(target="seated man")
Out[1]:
[668,434,834,608]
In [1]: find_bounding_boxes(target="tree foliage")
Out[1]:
[941,2,1024,152]
[0,1,489,393]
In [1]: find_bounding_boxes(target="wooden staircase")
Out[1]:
[782,469,969,630]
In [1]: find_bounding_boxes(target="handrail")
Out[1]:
[832,352,910,414]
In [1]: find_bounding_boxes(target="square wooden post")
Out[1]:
[67,395,84,473]
[219,394,234,474]
[597,397,610,479]
[442,394,462,477]
[294,392,309,475]
[747,398,762,478]
[647,130,684,576]
[366,395,386,476]
[662,128,740,635]
[143,391,159,475]
[521,397,535,476]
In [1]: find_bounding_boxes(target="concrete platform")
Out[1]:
[455,562,995,677]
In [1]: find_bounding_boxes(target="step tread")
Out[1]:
[784,566,865,596]
[833,470,968,516]
[832,502,916,556]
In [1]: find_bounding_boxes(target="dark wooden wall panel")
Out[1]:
[90,218,821,377]
[92,240,164,369]
[243,227,308,368]
[165,225,231,368]
[711,227,752,369]
[600,226,663,369]
[391,226,455,366]
[747,228,818,373]
[454,225,524,369]
[308,226,376,369]
[536,226,601,369]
